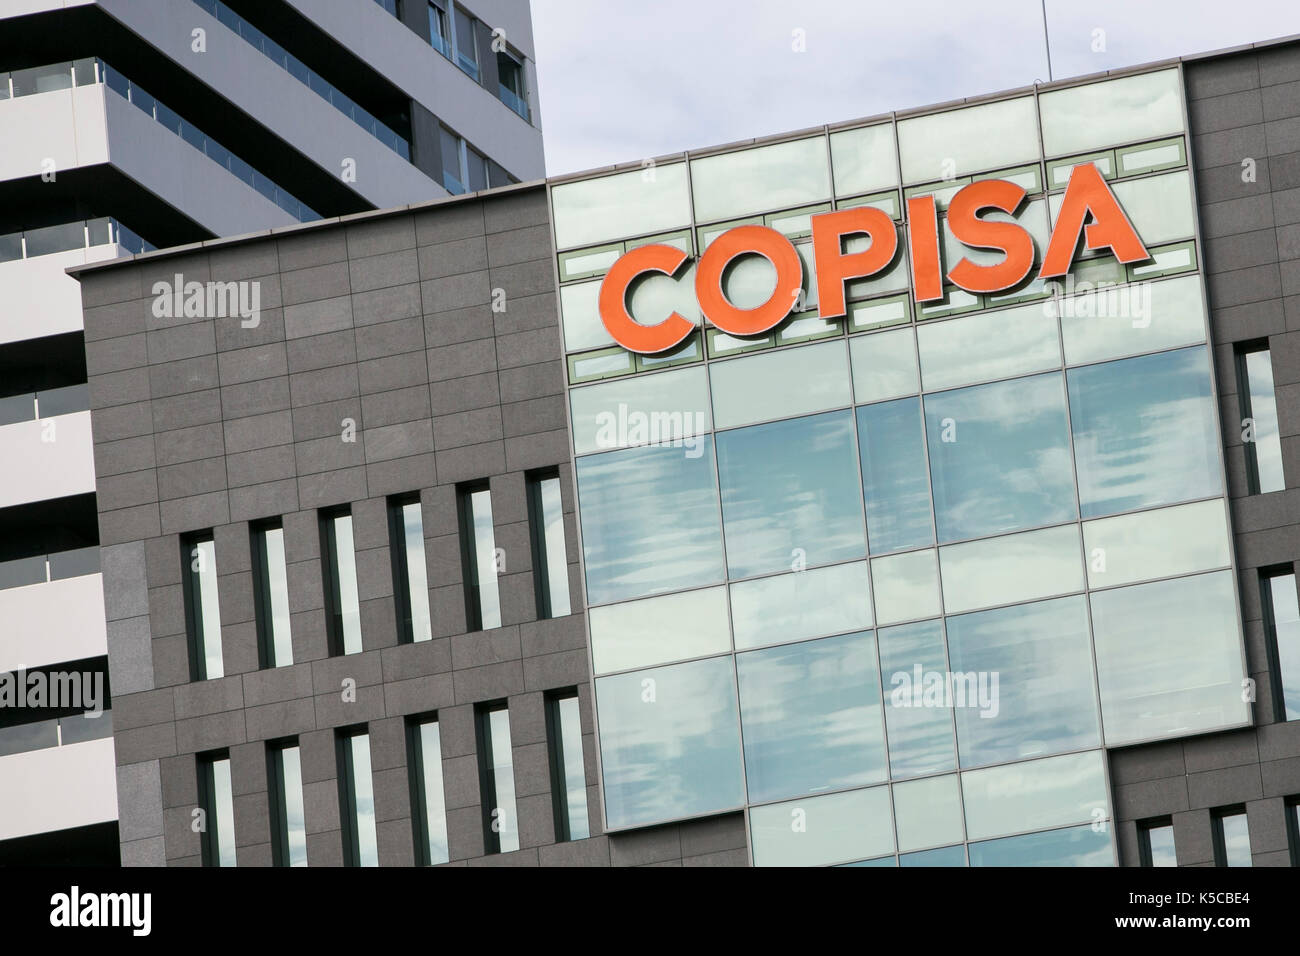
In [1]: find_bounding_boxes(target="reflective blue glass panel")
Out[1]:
[596,657,744,829]
[900,844,967,866]
[1067,346,1221,519]
[924,372,1076,542]
[576,441,725,605]
[736,631,886,803]
[857,397,934,553]
[878,619,957,778]
[968,823,1113,867]
[715,410,866,578]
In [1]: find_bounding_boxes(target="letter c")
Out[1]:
[598,244,694,354]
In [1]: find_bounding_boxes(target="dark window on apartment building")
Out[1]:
[406,715,450,865]
[388,495,432,643]
[1137,817,1176,866]
[181,531,223,680]
[458,482,501,631]
[427,1,450,56]
[527,470,571,619]
[1260,567,1300,723]
[475,702,518,854]
[545,690,589,841]
[1211,807,1252,867]
[497,49,528,120]
[336,727,378,866]
[267,739,307,867]
[452,4,479,79]
[320,508,362,655]
[1236,342,1285,494]
[251,520,293,668]
[197,751,236,867]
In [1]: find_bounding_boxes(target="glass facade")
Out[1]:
[550,65,1246,865]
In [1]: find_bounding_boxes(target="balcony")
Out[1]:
[0,410,95,511]
[0,736,117,843]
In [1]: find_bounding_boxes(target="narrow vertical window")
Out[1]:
[1137,818,1176,867]
[251,520,293,668]
[427,0,449,57]
[1287,797,1300,867]
[476,703,518,854]
[452,5,478,80]
[336,728,378,867]
[198,751,236,867]
[406,715,450,865]
[1261,568,1300,722]
[465,145,489,192]
[388,495,432,643]
[496,49,528,120]
[267,739,307,867]
[181,532,223,680]
[546,690,589,842]
[1212,807,1252,867]
[1237,342,1285,493]
[439,125,464,194]
[320,508,362,655]
[458,483,501,631]
[527,471,571,619]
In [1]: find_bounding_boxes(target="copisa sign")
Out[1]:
[598,162,1150,354]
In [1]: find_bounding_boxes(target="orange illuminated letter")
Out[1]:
[695,225,803,337]
[945,179,1035,293]
[907,195,944,302]
[810,207,898,319]
[1039,162,1149,279]
[598,243,694,354]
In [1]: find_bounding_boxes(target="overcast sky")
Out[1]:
[531,0,1300,176]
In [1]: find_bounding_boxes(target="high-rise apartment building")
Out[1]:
[58,32,1300,868]
[0,0,542,864]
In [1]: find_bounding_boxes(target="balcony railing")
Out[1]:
[0,384,90,428]
[193,0,411,160]
[498,83,529,122]
[0,57,99,99]
[0,710,114,759]
[0,216,151,265]
[0,546,100,593]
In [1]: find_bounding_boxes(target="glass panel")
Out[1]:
[736,632,886,803]
[484,709,518,852]
[551,165,691,250]
[878,619,957,778]
[211,756,237,866]
[969,822,1113,866]
[730,561,872,651]
[845,236,911,299]
[24,222,85,257]
[870,549,940,625]
[1068,346,1221,519]
[400,503,433,642]
[559,247,621,284]
[627,261,700,327]
[439,126,463,194]
[1091,571,1248,746]
[946,595,1099,766]
[588,586,730,674]
[417,722,449,865]
[848,293,911,333]
[532,476,570,618]
[465,147,489,192]
[0,719,58,757]
[691,137,831,223]
[47,546,100,581]
[191,538,224,679]
[262,526,294,666]
[897,97,1039,183]
[716,410,866,579]
[0,393,35,426]
[1143,823,1177,867]
[576,441,724,606]
[893,774,964,852]
[1039,69,1184,157]
[570,349,633,382]
[857,397,934,554]
[925,372,1076,542]
[1243,348,1285,493]
[917,302,1061,392]
[1266,573,1300,722]
[1217,812,1252,867]
[463,489,501,630]
[553,696,589,839]
[749,786,893,866]
[850,327,919,404]
[331,515,363,653]
[709,340,851,430]
[962,750,1109,841]
[11,63,73,96]
[1107,171,1195,246]
[1058,275,1206,366]
[1118,138,1184,175]
[1083,499,1230,590]
[830,124,899,196]
[900,844,966,866]
[277,745,308,866]
[347,734,379,866]
[60,709,113,745]
[35,383,90,417]
[596,657,744,829]
[939,524,1084,615]
[570,367,711,457]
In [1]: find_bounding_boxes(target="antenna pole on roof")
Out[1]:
[1041,0,1055,82]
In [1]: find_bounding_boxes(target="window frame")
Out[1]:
[526,468,570,620]
[197,749,235,867]
[387,493,432,644]
[544,689,589,842]
[1259,565,1299,724]
[457,481,500,631]
[335,726,378,867]
[1136,816,1175,867]
[475,701,518,854]
[1211,806,1251,867]
[318,507,361,656]
[1235,340,1285,495]
[250,518,291,669]
[405,713,450,866]
[180,530,222,682]
[266,737,307,867]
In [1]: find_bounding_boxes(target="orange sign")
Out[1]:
[598,162,1150,354]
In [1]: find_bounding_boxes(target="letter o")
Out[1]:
[694,225,803,337]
